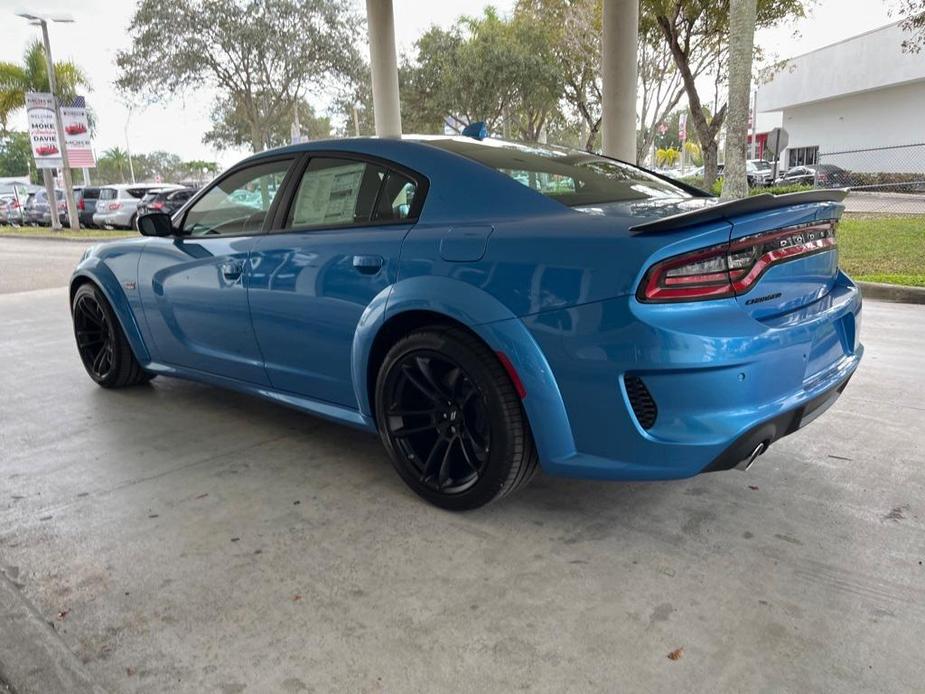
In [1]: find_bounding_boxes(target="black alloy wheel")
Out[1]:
[376,327,537,510]
[384,350,491,494]
[72,283,153,388]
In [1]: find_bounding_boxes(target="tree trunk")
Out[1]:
[702,140,718,190]
[721,0,758,200]
[656,14,727,189]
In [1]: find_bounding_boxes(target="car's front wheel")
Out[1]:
[72,283,154,388]
[375,327,537,510]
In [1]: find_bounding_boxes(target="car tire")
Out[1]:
[375,326,538,510]
[129,214,138,231]
[72,283,154,388]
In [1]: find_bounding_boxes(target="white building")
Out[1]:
[758,21,925,173]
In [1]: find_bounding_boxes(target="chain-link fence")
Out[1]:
[817,143,925,215]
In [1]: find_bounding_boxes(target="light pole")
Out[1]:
[17,11,81,231]
[124,106,136,184]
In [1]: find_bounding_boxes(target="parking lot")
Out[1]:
[1,239,923,693]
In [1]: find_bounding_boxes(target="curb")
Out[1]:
[0,571,108,694]
[858,281,925,305]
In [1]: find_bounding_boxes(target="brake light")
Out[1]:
[78,198,85,210]
[638,221,837,302]
[152,201,164,210]
[110,201,122,210]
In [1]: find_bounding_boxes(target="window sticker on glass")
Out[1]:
[292,161,366,226]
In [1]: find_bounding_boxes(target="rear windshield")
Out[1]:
[81,187,101,199]
[425,138,690,206]
[99,188,117,200]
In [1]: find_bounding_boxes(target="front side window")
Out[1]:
[286,157,417,229]
[183,159,292,236]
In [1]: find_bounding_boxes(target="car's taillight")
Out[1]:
[78,198,85,210]
[638,221,837,303]
[152,201,164,210]
[110,201,122,210]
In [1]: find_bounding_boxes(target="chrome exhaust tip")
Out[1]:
[736,441,768,471]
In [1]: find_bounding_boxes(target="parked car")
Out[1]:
[0,194,25,225]
[71,135,862,510]
[26,189,66,226]
[747,159,773,187]
[93,184,181,229]
[776,164,850,188]
[137,187,198,217]
[75,186,102,228]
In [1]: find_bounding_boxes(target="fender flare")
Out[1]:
[351,276,577,464]
[70,261,151,364]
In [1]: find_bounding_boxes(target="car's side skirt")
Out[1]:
[145,361,378,433]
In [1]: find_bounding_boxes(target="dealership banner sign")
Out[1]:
[26,92,62,169]
[26,92,96,170]
[60,96,95,168]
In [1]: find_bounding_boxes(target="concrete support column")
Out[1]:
[601,0,639,162]
[366,0,402,138]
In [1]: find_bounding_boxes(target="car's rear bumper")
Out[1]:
[515,271,862,480]
[93,210,133,227]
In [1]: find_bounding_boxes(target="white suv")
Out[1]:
[93,184,182,229]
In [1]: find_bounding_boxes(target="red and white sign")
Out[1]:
[678,112,688,142]
[60,99,95,168]
[26,92,96,169]
[26,92,61,169]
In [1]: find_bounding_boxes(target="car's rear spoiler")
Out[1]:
[629,189,849,234]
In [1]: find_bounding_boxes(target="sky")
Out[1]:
[0,0,900,170]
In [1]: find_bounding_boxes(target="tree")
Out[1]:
[116,0,361,152]
[644,0,809,187]
[894,0,925,52]
[0,131,35,180]
[99,147,130,183]
[721,0,758,200]
[397,9,564,142]
[204,96,332,150]
[0,40,90,131]
[516,0,602,150]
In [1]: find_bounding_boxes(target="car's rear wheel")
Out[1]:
[72,283,153,388]
[375,327,537,510]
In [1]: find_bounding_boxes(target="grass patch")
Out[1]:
[0,225,136,240]
[838,215,925,287]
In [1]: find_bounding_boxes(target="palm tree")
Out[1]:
[102,147,129,183]
[0,40,90,131]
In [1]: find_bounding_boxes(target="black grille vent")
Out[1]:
[624,375,657,430]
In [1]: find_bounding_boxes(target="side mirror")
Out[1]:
[137,212,174,237]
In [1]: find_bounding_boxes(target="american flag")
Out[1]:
[58,96,96,168]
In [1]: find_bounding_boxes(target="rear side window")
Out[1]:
[286,157,417,229]
[425,138,689,206]
[126,188,151,199]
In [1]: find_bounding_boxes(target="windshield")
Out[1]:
[423,137,691,206]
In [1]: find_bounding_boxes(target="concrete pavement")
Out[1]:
[0,237,94,295]
[1,283,924,692]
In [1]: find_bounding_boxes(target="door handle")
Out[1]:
[221,260,243,280]
[352,255,383,275]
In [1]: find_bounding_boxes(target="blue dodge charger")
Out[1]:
[70,136,862,509]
